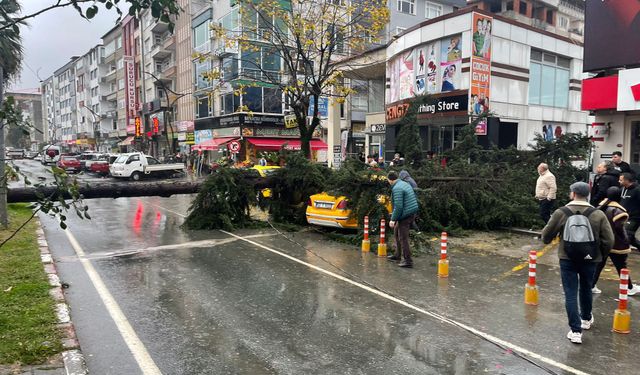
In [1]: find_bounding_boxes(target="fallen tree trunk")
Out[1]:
[7,175,272,203]
[7,180,204,203]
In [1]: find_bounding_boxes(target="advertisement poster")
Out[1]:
[426,43,439,94]
[415,47,426,95]
[440,35,462,92]
[398,50,415,100]
[386,57,400,104]
[470,12,492,134]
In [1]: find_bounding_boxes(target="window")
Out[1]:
[351,80,368,111]
[327,25,344,54]
[326,0,345,5]
[546,10,554,24]
[195,96,211,118]
[243,86,262,112]
[559,16,569,30]
[425,2,442,19]
[222,57,238,80]
[506,1,514,11]
[117,58,124,69]
[118,79,125,90]
[395,27,406,36]
[397,0,415,15]
[489,1,501,13]
[223,93,237,114]
[119,99,125,109]
[263,88,282,113]
[519,1,527,15]
[194,60,211,89]
[529,50,570,108]
[193,21,210,48]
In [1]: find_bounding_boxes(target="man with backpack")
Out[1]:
[542,182,614,344]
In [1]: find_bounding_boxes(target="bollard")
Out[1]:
[377,219,387,257]
[437,232,449,278]
[361,216,370,252]
[524,250,539,305]
[613,268,631,334]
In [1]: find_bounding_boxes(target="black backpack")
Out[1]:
[560,207,598,262]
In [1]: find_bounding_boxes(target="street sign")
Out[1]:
[228,140,241,154]
[332,145,342,169]
[284,115,298,129]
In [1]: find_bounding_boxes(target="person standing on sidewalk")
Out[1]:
[620,172,640,251]
[387,171,419,268]
[611,151,632,175]
[590,161,620,207]
[593,187,640,295]
[542,182,614,344]
[535,163,557,223]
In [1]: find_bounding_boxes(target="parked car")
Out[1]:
[110,152,185,181]
[56,155,81,173]
[78,152,103,171]
[41,145,61,165]
[90,154,119,176]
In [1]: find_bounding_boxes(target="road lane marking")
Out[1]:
[63,228,163,375]
[221,230,590,375]
[137,198,187,218]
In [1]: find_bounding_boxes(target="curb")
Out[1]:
[36,219,89,375]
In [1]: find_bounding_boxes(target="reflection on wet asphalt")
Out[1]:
[36,191,639,375]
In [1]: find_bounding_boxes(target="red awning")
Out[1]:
[192,137,238,151]
[247,138,328,151]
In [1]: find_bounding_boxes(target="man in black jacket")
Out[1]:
[590,161,621,206]
[612,151,632,175]
[621,173,640,250]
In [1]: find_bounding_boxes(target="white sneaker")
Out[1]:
[567,330,582,344]
[627,285,640,296]
[592,286,602,294]
[581,316,594,330]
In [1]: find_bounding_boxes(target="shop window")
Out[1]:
[529,50,570,108]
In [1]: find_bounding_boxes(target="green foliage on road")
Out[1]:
[0,204,62,365]
[183,168,257,230]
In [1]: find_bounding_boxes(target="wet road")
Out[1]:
[23,161,639,374]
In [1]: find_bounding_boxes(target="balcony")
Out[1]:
[150,43,172,59]
[163,35,176,51]
[237,68,281,83]
[156,65,177,82]
[106,92,117,101]
[213,40,238,57]
[104,68,117,82]
[103,110,117,119]
[150,19,169,33]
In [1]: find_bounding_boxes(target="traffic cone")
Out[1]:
[361,216,370,252]
[613,268,631,334]
[524,250,539,305]
[438,232,449,278]
[377,219,387,257]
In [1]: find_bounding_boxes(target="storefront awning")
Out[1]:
[118,136,134,146]
[192,137,238,151]
[247,138,328,151]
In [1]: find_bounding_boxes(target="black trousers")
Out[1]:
[539,199,555,224]
[625,220,640,249]
[593,252,634,289]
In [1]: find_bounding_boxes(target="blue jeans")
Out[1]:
[559,259,597,333]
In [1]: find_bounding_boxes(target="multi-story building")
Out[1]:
[100,24,128,150]
[6,89,44,150]
[74,45,111,150]
[342,1,586,160]
[53,58,79,148]
[387,0,466,39]
[41,76,57,145]
[174,0,195,151]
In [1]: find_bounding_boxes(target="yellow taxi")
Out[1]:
[251,165,281,198]
[306,174,393,229]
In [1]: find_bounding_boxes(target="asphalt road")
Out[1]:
[17,161,640,375]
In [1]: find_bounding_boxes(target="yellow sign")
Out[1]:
[284,114,298,129]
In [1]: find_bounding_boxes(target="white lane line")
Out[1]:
[63,228,163,375]
[138,198,187,218]
[221,230,590,375]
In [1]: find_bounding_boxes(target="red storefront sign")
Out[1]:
[581,76,618,111]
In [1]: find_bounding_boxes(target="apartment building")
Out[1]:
[6,89,44,149]
[41,76,57,144]
[174,0,195,151]
[53,58,79,147]
[100,24,128,149]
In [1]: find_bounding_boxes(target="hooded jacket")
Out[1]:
[621,183,640,221]
[399,170,418,190]
[599,200,631,254]
[590,170,621,206]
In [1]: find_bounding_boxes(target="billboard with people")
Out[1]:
[470,12,492,135]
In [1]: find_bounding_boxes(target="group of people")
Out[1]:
[365,153,406,169]
[535,151,640,344]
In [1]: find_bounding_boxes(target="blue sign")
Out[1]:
[308,96,329,118]
[194,129,213,144]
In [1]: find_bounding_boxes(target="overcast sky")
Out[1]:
[11,0,120,91]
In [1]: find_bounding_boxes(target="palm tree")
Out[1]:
[0,0,25,228]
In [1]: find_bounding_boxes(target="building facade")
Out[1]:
[6,89,44,149]
[53,58,79,148]
[100,24,128,150]
[41,76,57,145]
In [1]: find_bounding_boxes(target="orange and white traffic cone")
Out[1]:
[377,219,387,257]
[361,216,370,253]
[524,250,539,305]
[613,268,631,334]
[438,232,449,278]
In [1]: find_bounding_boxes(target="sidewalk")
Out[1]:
[239,227,640,375]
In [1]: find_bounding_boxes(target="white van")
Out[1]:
[41,145,61,165]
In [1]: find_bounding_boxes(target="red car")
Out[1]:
[56,155,81,173]
[90,155,118,176]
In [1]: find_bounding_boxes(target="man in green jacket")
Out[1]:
[387,171,419,268]
[541,182,614,344]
